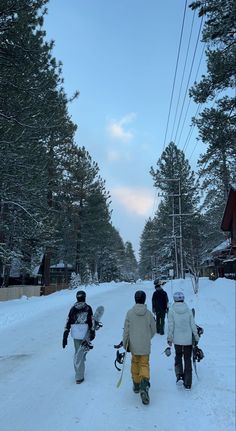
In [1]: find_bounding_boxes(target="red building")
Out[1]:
[221,184,236,278]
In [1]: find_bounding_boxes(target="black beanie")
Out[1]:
[134,290,146,304]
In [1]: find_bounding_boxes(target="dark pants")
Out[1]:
[174,344,192,387]
[155,310,166,334]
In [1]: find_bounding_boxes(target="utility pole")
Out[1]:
[178,179,184,279]
[172,194,179,278]
[157,177,184,279]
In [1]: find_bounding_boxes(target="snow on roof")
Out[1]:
[32,265,40,276]
[211,239,230,253]
[223,257,236,263]
[231,183,236,191]
[50,261,73,269]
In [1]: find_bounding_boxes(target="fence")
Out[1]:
[0,282,68,301]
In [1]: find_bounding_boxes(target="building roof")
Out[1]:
[212,240,230,254]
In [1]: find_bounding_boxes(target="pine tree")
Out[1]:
[98,225,126,282]
[189,0,235,102]
[139,218,158,280]
[0,1,134,287]
[0,0,77,285]
[149,142,202,278]
[189,0,236,250]
[123,242,138,281]
[69,272,81,290]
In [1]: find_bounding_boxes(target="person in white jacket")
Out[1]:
[167,291,199,390]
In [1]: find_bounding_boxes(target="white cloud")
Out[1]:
[112,186,155,216]
[107,113,136,143]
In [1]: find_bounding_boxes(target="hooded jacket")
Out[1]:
[167,302,199,346]
[64,302,93,334]
[123,304,156,355]
[152,286,169,313]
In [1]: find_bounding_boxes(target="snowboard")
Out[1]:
[93,305,104,331]
[74,305,105,375]
[116,341,129,388]
[191,308,204,379]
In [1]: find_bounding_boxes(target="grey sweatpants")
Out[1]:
[73,339,87,381]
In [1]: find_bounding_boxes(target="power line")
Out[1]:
[170,9,196,142]
[188,94,219,163]
[177,43,206,148]
[182,103,202,153]
[162,0,188,151]
[173,14,204,144]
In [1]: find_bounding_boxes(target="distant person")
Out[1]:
[62,290,94,384]
[152,279,169,335]
[167,291,199,390]
[123,290,156,405]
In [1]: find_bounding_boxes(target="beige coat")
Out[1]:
[123,304,156,355]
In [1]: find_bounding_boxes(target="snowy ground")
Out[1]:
[0,277,235,431]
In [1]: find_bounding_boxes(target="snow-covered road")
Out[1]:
[0,278,235,431]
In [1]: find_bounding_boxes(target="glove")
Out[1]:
[90,329,96,341]
[62,330,69,349]
[167,340,172,347]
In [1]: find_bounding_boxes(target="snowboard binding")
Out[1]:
[114,349,126,371]
[162,346,171,357]
[193,346,204,362]
[114,341,126,371]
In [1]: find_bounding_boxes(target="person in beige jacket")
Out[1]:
[123,290,156,405]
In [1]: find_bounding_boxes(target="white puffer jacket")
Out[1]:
[167,302,199,346]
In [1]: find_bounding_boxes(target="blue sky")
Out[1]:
[44,0,207,257]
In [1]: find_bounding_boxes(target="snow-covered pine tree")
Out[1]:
[139,218,158,280]
[69,272,81,290]
[92,271,99,285]
[150,142,202,278]
[82,264,93,286]
[124,242,138,281]
[0,0,77,285]
[189,0,236,250]
[97,225,126,282]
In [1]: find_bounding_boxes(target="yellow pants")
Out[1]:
[131,354,150,383]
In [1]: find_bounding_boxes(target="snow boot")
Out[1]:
[140,378,150,405]
[176,374,184,385]
[184,383,191,390]
[76,378,84,384]
[133,381,140,393]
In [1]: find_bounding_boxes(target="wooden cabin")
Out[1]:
[221,184,236,253]
[221,184,236,279]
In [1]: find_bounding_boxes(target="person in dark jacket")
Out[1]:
[62,290,94,384]
[152,279,169,335]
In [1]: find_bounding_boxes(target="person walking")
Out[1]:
[123,290,156,405]
[152,279,169,335]
[167,291,199,390]
[62,290,94,384]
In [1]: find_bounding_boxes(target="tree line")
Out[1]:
[0,0,138,287]
[139,0,236,280]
